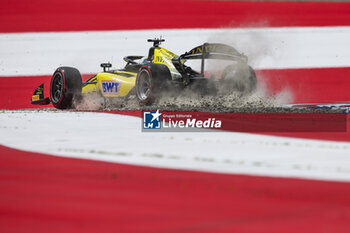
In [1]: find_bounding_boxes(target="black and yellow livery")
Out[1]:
[31,38,256,109]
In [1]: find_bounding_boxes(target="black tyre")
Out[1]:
[221,64,257,94]
[50,67,82,109]
[135,64,171,105]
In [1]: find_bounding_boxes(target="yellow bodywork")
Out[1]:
[154,47,178,79]
[154,47,177,67]
[81,47,177,98]
[82,71,137,97]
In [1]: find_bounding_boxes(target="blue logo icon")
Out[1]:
[143,110,161,129]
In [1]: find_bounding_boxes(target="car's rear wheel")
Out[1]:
[135,64,171,105]
[221,64,257,94]
[50,67,82,109]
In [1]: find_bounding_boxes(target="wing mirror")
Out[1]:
[101,62,112,72]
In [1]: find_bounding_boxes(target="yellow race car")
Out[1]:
[31,38,256,109]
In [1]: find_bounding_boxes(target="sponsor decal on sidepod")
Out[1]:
[102,81,121,95]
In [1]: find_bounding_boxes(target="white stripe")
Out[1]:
[1,110,350,182]
[287,103,350,111]
[1,27,350,76]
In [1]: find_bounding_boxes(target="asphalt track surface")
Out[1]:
[1,1,350,233]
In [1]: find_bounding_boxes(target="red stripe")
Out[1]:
[0,0,350,33]
[1,145,350,233]
[1,67,349,110]
[0,74,91,110]
[257,67,350,103]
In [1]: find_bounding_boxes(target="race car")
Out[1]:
[31,38,257,109]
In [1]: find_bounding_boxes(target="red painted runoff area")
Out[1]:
[1,145,350,233]
[257,67,350,104]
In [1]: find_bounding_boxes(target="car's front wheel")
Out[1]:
[50,67,82,109]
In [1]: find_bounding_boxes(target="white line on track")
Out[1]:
[1,27,350,76]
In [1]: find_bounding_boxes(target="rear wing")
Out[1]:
[180,43,247,62]
[175,43,248,76]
